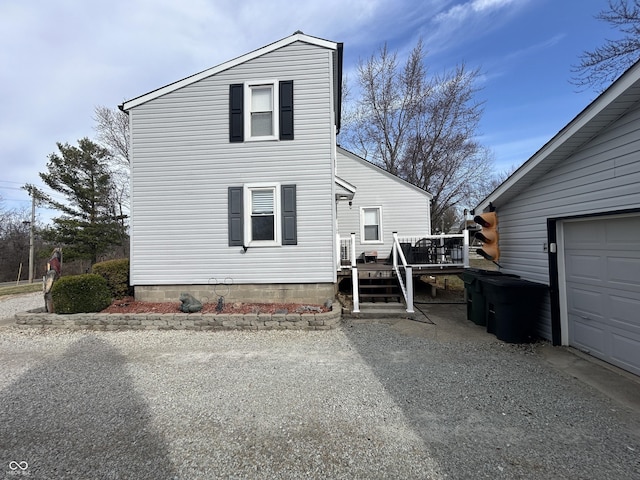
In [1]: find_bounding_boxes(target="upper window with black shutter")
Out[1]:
[229,80,294,143]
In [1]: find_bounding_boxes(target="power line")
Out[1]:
[0,180,27,185]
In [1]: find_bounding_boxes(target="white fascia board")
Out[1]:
[121,33,338,111]
[335,176,357,194]
[476,60,640,213]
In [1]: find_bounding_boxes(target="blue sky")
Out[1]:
[0,0,621,220]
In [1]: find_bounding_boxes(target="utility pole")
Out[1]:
[29,191,35,283]
[24,186,37,284]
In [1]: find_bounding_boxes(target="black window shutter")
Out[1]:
[229,84,244,143]
[279,80,294,141]
[228,187,244,246]
[281,184,297,245]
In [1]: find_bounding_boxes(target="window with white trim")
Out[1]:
[245,81,279,140]
[361,207,383,243]
[244,183,281,246]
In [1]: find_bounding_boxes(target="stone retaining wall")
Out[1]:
[14,308,341,331]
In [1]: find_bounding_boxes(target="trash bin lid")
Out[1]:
[480,276,547,290]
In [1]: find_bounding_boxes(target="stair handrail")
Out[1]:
[392,232,414,314]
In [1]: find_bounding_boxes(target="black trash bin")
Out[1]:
[480,277,547,343]
[462,269,518,326]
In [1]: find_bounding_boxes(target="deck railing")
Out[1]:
[337,231,470,269]
[338,231,470,315]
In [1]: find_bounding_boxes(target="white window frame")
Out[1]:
[244,80,279,141]
[244,183,281,247]
[360,206,383,244]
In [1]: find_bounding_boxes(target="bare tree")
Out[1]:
[341,41,494,230]
[572,0,640,92]
[93,105,131,227]
[400,64,492,228]
[0,205,46,282]
[349,41,430,176]
[93,105,130,165]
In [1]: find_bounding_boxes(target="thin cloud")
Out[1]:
[504,33,567,63]
[434,0,519,23]
[424,0,531,54]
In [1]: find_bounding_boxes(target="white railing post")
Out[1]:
[350,233,357,268]
[392,232,398,268]
[350,233,359,313]
[336,233,341,271]
[463,229,469,268]
[406,265,414,313]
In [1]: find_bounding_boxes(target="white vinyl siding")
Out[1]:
[336,148,431,259]
[128,41,336,285]
[494,106,640,341]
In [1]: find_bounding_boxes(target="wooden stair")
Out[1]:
[358,274,401,303]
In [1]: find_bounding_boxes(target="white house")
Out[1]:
[475,60,640,376]
[120,32,432,306]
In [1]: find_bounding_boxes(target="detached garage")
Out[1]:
[475,60,640,376]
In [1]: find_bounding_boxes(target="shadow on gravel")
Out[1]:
[0,336,176,479]
[342,322,640,480]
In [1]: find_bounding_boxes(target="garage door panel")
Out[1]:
[607,257,640,289]
[606,217,640,245]
[610,295,640,332]
[610,331,640,376]
[567,287,604,320]
[571,316,606,356]
[564,221,604,245]
[565,254,602,282]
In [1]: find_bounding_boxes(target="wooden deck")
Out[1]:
[337,262,466,278]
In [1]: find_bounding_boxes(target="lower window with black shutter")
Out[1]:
[228,183,297,247]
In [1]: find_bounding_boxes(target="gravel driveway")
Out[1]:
[0,296,639,479]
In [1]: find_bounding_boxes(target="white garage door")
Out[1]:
[564,214,640,376]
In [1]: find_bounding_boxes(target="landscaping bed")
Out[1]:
[101,297,330,315]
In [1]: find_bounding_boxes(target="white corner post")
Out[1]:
[350,232,359,313]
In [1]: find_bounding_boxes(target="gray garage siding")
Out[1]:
[496,104,640,341]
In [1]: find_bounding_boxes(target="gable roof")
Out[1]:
[476,59,640,213]
[337,146,433,199]
[120,31,343,129]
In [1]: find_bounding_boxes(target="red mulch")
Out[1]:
[101,297,329,315]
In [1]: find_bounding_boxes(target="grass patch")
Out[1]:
[0,283,42,298]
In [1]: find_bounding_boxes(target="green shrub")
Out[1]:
[51,274,112,314]
[92,258,131,299]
